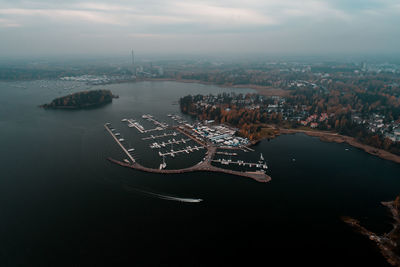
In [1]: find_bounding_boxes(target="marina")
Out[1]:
[104,114,271,183]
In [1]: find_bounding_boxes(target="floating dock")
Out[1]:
[212,159,268,169]
[142,132,179,140]
[149,138,191,149]
[216,152,238,156]
[126,119,145,133]
[158,145,204,157]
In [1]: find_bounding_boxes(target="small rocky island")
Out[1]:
[40,89,118,109]
[343,195,400,266]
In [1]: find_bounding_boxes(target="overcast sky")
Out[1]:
[0,0,399,57]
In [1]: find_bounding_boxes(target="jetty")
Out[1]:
[104,124,135,163]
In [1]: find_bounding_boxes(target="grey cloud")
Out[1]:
[0,0,399,56]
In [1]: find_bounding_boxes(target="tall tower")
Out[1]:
[131,49,136,77]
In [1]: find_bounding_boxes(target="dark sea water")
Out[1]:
[0,80,399,266]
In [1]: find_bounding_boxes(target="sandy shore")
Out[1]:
[276,128,400,164]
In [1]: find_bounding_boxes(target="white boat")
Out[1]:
[128,148,135,152]
[123,159,130,163]
[115,133,120,136]
[259,153,264,163]
[121,119,127,122]
[118,138,125,142]
[159,156,167,170]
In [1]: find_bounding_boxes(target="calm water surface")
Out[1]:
[0,80,399,266]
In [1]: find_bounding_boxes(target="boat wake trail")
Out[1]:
[123,186,203,203]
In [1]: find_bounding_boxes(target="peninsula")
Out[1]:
[40,89,117,109]
[343,195,400,266]
[179,93,400,164]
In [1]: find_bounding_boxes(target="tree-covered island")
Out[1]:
[40,89,118,109]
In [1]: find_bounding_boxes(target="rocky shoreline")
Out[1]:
[342,196,400,266]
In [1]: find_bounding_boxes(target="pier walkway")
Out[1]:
[104,124,135,163]
[215,152,238,156]
[158,145,204,157]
